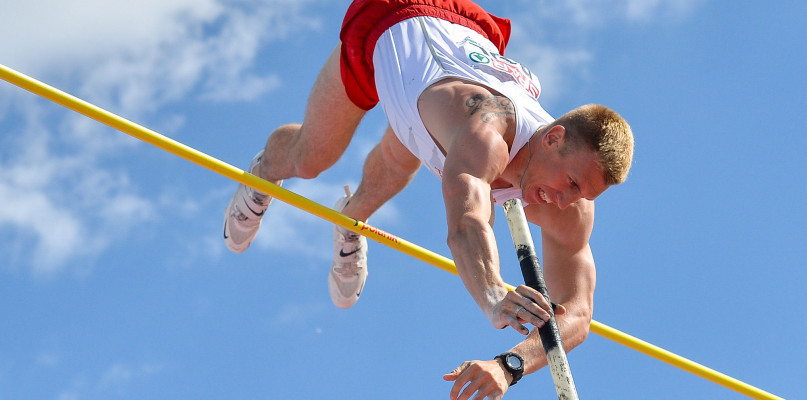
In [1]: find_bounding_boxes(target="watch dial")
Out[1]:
[507,355,522,369]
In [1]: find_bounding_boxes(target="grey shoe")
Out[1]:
[328,186,368,309]
[223,151,278,253]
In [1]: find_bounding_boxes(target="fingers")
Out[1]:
[446,362,474,400]
[507,311,531,336]
[443,362,466,381]
[505,287,552,325]
[491,286,564,335]
[445,361,507,400]
[514,285,553,318]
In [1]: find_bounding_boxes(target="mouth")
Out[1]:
[538,188,553,204]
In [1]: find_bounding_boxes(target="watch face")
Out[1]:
[506,354,523,369]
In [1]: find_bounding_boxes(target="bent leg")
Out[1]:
[257,44,366,183]
[342,125,422,221]
[224,44,366,254]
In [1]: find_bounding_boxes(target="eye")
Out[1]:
[569,177,579,189]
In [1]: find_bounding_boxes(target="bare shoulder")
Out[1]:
[524,200,595,249]
[418,78,516,152]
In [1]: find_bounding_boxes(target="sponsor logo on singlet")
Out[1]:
[463,39,541,100]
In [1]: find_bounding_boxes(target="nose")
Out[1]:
[556,191,582,210]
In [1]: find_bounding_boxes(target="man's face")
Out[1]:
[521,135,608,209]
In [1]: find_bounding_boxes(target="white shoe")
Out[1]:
[328,185,368,309]
[223,151,279,253]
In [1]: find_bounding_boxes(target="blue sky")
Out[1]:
[1,1,803,399]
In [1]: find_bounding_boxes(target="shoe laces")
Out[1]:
[250,188,269,206]
[334,232,364,275]
[232,206,249,222]
[333,261,361,276]
[229,200,260,226]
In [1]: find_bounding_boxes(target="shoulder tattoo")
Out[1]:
[465,94,515,125]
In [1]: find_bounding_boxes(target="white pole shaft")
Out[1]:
[503,199,579,400]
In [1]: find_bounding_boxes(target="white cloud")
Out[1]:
[56,387,81,400]
[1,0,220,71]
[36,352,60,367]
[504,0,705,102]
[66,0,318,119]
[624,0,704,22]
[2,0,324,119]
[524,0,704,26]
[0,0,326,275]
[272,302,330,330]
[0,121,156,275]
[505,29,593,103]
[99,362,163,389]
[55,375,87,400]
[51,362,163,399]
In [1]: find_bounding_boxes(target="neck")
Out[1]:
[517,135,534,189]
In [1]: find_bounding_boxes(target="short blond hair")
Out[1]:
[554,104,634,185]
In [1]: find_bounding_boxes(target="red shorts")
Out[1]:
[339,0,511,110]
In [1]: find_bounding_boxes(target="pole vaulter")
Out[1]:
[0,63,784,400]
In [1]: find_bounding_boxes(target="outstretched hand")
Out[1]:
[488,285,565,335]
[444,359,509,400]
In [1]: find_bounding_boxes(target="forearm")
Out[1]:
[442,170,509,319]
[446,220,508,318]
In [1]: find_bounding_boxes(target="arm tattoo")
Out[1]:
[465,94,515,125]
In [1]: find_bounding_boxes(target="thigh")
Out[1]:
[297,44,367,159]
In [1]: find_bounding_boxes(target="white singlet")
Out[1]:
[372,16,555,205]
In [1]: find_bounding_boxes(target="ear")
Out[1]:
[541,125,567,148]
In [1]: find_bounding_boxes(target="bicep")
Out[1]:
[440,126,510,228]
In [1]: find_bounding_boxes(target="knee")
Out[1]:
[381,139,421,178]
[396,153,422,176]
[270,123,303,138]
[266,123,332,179]
[295,162,325,179]
[294,149,336,179]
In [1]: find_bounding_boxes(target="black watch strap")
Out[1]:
[494,352,525,386]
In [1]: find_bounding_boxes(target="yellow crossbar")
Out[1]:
[0,63,784,400]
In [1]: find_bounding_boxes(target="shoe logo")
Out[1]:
[339,247,362,258]
[244,202,266,217]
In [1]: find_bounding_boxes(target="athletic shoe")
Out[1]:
[328,185,368,309]
[223,151,278,253]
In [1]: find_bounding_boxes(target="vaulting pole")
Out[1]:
[0,63,784,400]
[503,199,578,399]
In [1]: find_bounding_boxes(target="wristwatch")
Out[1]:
[494,352,525,386]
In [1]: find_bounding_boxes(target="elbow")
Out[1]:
[578,315,592,343]
[445,216,474,251]
[444,215,491,255]
[580,303,593,339]
[445,228,464,254]
[562,302,593,351]
[576,303,594,344]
